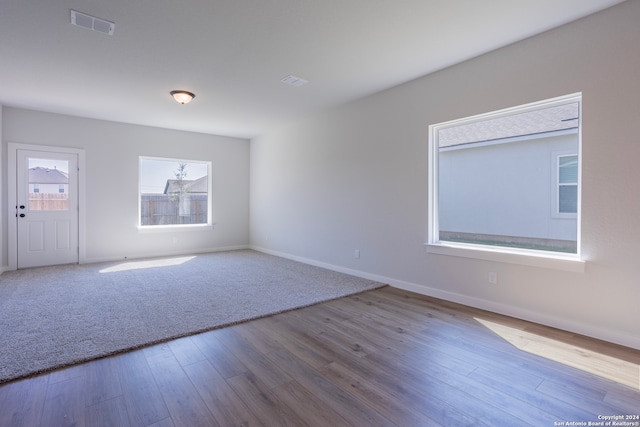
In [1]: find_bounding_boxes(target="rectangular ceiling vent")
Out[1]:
[280,75,309,87]
[70,10,115,36]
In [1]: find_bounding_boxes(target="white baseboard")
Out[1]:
[251,246,640,351]
[250,246,386,282]
[391,281,640,351]
[80,245,251,265]
[1,245,251,272]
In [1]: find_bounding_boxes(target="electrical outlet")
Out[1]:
[488,272,498,285]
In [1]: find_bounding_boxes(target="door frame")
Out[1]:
[7,143,86,270]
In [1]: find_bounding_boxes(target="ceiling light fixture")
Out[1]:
[170,90,195,104]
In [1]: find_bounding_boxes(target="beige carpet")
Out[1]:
[0,250,384,384]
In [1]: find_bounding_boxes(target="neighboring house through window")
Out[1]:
[139,157,211,227]
[29,166,69,195]
[428,93,581,256]
[28,164,70,210]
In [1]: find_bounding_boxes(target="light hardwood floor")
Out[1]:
[1,286,639,426]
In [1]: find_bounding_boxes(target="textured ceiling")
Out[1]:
[0,0,625,138]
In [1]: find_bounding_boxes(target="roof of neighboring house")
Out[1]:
[438,102,579,148]
[163,175,207,194]
[29,167,68,184]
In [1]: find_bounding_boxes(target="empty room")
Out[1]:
[1,0,639,426]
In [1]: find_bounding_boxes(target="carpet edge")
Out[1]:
[0,284,387,385]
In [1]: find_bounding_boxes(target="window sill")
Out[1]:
[424,241,585,273]
[138,223,214,233]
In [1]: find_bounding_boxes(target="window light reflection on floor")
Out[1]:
[474,317,640,390]
[99,256,196,273]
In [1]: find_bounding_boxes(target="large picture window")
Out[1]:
[428,94,581,257]
[139,157,211,227]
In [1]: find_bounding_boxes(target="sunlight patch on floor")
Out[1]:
[99,256,196,273]
[475,317,640,390]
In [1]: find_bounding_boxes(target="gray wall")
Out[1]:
[2,108,250,265]
[250,1,640,349]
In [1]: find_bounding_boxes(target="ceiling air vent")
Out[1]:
[280,75,309,87]
[70,10,115,36]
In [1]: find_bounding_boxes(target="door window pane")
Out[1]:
[28,158,69,211]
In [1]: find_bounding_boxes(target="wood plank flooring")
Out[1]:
[1,286,639,426]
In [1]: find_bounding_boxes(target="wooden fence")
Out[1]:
[140,194,208,225]
[28,193,68,211]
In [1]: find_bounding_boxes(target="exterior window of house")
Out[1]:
[558,154,578,214]
[139,157,211,227]
[428,93,581,257]
[59,184,65,194]
[33,184,40,193]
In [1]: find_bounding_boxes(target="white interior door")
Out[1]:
[16,149,79,268]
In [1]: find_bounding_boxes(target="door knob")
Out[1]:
[19,213,26,218]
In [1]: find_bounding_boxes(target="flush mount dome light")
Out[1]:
[170,90,195,104]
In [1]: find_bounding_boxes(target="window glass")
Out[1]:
[429,95,581,255]
[139,157,210,227]
[28,158,69,211]
[559,155,578,182]
[559,186,578,214]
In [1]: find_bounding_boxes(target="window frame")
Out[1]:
[138,156,213,232]
[426,93,584,272]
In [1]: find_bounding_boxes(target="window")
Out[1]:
[428,94,581,259]
[139,157,211,227]
[28,160,70,211]
[558,154,578,214]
